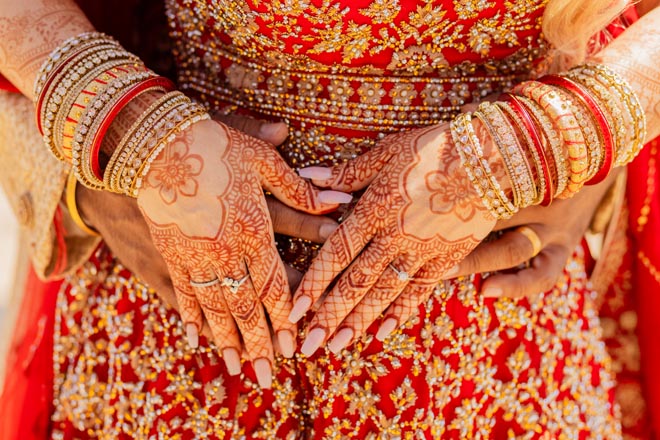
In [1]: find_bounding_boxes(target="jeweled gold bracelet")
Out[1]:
[130,101,210,197]
[71,69,157,189]
[105,91,189,194]
[515,96,568,198]
[475,102,537,209]
[451,112,516,219]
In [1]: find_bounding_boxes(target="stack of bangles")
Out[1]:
[36,32,646,231]
[451,63,646,220]
[34,32,210,205]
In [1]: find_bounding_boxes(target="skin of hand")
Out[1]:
[79,116,341,389]
[288,123,501,356]
[77,116,338,314]
[442,168,622,300]
[135,117,350,389]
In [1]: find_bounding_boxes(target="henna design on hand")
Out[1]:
[0,0,94,96]
[592,7,660,142]
[137,119,339,387]
[292,124,497,355]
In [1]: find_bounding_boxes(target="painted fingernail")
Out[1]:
[301,327,326,357]
[277,330,296,358]
[443,264,459,278]
[483,287,503,298]
[376,318,399,341]
[318,190,353,205]
[328,328,353,354]
[288,295,312,323]
[222,348,242,376]
[253,358,273,389]
[186,323,199,349]
[319,223,338,240]
[299,166,333,180]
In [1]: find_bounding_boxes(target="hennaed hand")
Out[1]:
[288,124,498,356]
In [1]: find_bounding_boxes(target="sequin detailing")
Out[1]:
[52,247,621,438]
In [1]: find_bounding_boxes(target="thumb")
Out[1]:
[298,142,394,192]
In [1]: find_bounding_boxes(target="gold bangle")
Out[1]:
[515,81,589,198]
[65,171,100,236]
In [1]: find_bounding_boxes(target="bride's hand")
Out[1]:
[136,118,349,388]
[288,123,498,356]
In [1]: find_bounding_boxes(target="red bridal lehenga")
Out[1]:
[1,0,659,439]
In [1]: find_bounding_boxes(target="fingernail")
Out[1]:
[328,328,353,354]
[376,318,398,341]
[288,295,312,323]
[443,265,459,278]
[277,330,296,358]
[483,287,503,298]
[253,358,273,389]
[186,323,199,349]
[299,166,332,180]
[301,327,326,357]
[222,347,242,376]
[318,190,352,204]
[319,223,338,240]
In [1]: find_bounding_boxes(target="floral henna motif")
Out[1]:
[0,0,94,96]
[293,123,496,355]
[137,119,338,387]
[426,143,478,221]
[145,130,203,204]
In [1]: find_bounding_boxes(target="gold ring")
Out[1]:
[515,226,542,257]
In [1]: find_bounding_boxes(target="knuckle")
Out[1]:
[504,240,529,265]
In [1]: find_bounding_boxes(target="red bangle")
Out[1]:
[501,93,554,206]
[35,45,96,135]
[88,75,176,180]
[540,75,614,186]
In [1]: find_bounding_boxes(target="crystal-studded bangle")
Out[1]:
[71,70,157,189]
[36,40,139,136]
[104,91,189,194]
[563,72,624,171]
[513,81,588,198]
[55,62,147,160]
[514,96,568,198]
[37,41,119,134]
[33,31,115,101]
[499,94,553,206]
[450,112,516,219]
[474,102,537,209]
[568,63,646,166]
[37,46,132,159]
[541,75,614,186]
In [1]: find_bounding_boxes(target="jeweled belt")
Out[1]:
[178,44,533,133]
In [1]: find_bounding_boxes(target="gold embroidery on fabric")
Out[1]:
[168,0,548,76]
[51,249,621,438]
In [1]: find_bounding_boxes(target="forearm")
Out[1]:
[0,0,93,99]
[592,6,660,141]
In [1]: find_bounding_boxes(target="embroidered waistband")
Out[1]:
[178,44,532,132]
